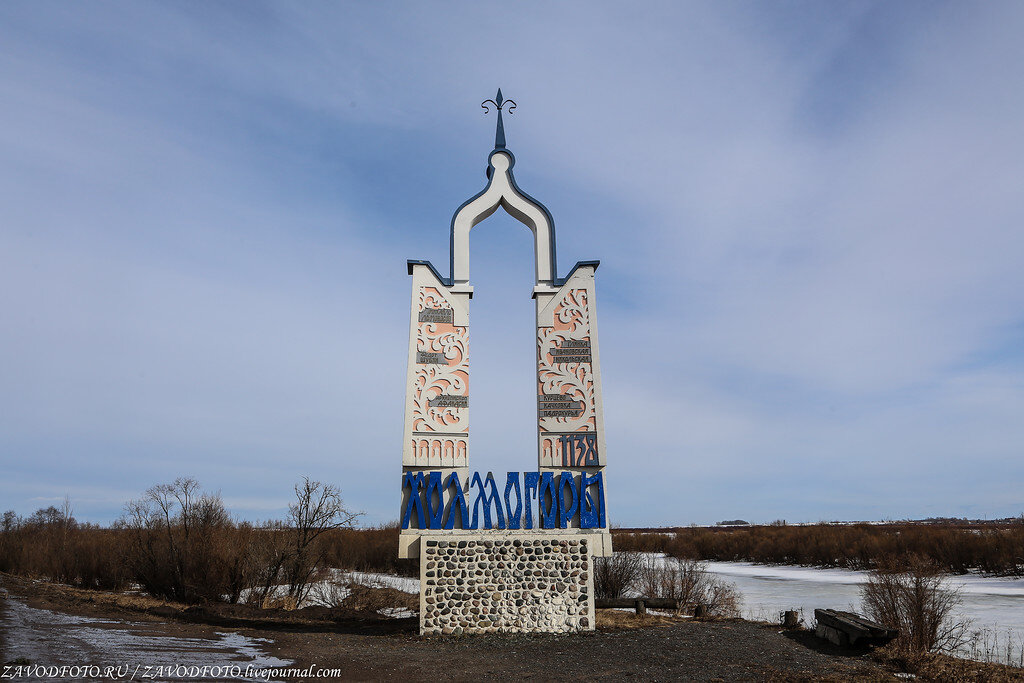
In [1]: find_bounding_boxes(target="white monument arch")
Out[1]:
[399,91,612,634]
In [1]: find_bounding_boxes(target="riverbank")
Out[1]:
[5,574,1024,682]
[697,559,1024,664]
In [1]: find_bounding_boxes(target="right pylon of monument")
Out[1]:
[535,261,607,478]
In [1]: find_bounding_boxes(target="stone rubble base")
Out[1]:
[420,533,595,635]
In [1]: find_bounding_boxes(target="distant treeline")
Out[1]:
[0,479,414,604]
[612,522,1024,575]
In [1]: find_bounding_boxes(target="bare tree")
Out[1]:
[250,519,294,607]
[1,510,19,532]
[121,477,233,602]
[283,477,361,603]
[59,495,74,528]
[143,478,200,598]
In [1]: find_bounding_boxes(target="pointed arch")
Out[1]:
[450,150,557,287]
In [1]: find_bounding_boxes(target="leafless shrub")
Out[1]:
[861,555,973,654]
[247,520,294,607]
[0,499,131,590]
[219,522,267,604]
[639,555,706,604]
[637,555,741,617]
[1,478,378,607]
[700,574,742,618]
[594,552,643,598]
[68,526,130,590]
[242,479,362,608]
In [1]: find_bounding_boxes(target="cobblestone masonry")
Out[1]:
[420,534,595,635]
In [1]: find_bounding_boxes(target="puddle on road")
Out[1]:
[1,592,293,682]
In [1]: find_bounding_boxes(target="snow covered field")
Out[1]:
[240,570,420,618]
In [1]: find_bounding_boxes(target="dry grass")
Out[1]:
[260,595,299,610]
[596,608,684,630]
[1,571,191,614]
[873,645,1024,682]
[305,575,419,615]
[343,584,419,613]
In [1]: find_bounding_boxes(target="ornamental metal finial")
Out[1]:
[481,88,517,149]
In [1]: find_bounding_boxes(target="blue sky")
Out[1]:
[2,1,1022,526]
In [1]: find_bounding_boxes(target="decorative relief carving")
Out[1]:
[412,286,469,435]
[410,437,468,467]
[537,288,596,434]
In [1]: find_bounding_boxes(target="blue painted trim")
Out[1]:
[555,259,601,286]
[406,259,453,287]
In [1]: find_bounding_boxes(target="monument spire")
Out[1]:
[481,88,516,150]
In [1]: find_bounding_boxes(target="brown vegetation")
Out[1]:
[0,478,414,608]
[594,552,741,618]
[595,608,682,629]
[613,521,1024,575]
[320,525,417,577]
[0,501,130,590]
[638,555,741,618]
[593,548,642,598]
[871,645,1024,683]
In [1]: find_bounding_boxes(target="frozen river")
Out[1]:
[701,559,1024,663]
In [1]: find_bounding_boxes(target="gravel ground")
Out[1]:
[263,618,894,682]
